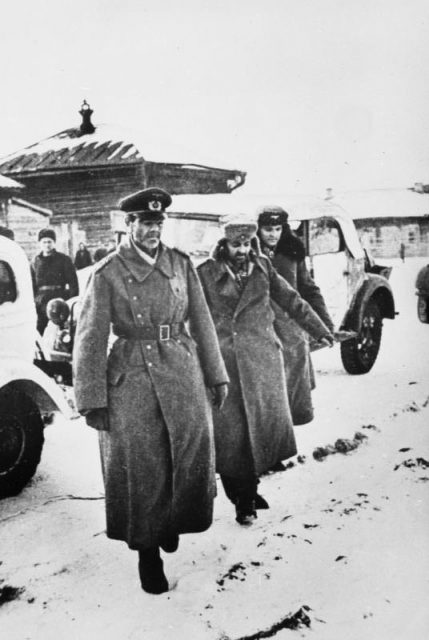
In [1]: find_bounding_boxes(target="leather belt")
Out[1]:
[113,322,186,342]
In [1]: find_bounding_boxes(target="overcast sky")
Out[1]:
[1,0,428,194]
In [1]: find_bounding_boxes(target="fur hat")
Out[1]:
[222,216,257,242]
[256,205,289,227]
[38,228,56,242]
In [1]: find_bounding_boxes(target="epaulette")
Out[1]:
[196,257,214,270]
[93,252,117,273]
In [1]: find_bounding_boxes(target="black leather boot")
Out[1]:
[235,494,257,525]
[138,547,169,594]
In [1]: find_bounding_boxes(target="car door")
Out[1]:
[306,217,349,329]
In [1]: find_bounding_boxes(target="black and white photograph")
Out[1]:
[1,1,428,639]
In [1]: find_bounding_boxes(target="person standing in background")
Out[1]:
[257,206,334,433]
[74,242,93,270]
[31,228,79,335]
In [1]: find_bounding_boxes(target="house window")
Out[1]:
[0,260,17,305]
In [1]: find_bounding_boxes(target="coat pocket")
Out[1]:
[107,369,125,388]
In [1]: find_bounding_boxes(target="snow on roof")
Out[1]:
[332,189,429,219]
[0,123,243,175]
[10,197,51,217]
[0,173,24,190]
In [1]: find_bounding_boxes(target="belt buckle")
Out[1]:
[159,324,170,341]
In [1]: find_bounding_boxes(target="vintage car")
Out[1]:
[162,193,396,374]
[0,235,73,498]
[415,264,429,323]
[42,192,396,377]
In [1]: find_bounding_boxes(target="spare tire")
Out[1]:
[0,389,44,498]
[340,299,383,374]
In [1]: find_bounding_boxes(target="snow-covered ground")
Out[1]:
[1,257,428,640]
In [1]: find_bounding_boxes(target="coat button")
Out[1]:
[128,278,133,283]
[137,313,142,318]
[148,362,153,367]
[132,296,137,300]
[146,345,152,350]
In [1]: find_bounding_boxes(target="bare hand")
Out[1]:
[211,383,228,410]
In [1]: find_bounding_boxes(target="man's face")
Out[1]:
[226,238,251,265]
[130,218,163,252]
[259,224,283,249]
[40,238,55,256]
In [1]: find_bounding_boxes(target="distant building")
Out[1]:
[327,185,429,258]
[0,102,246,256]
[1,174,52,256]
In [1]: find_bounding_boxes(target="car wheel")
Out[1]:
[0,391,45,499]
[417,295,429,323]
[340,299,383,374]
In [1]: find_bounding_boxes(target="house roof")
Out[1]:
[0,123,143,175]
[10,197,51,217]
[0,173,24,191]
[331,188,429,220]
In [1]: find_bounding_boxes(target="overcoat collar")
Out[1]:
[208,254,270,318]
[117,236,175,282]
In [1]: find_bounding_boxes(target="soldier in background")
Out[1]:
[73,187,228,595]
[31,228,79,335]
[257,206,334,436]
[74,242,93,270]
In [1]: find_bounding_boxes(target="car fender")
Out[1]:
[0,356,74,418]
[342,275,396,331]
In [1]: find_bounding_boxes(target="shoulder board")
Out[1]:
[93,252,117,273]
[172,247,191,260]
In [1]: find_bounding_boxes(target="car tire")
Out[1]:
[340,299,383,374]
[0,390,45,499]
[417,295,429,323]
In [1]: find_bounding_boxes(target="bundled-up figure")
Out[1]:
[197,218,334,526]
[31,228,79,335]
[257,206,334,427]
[73,187,228,595]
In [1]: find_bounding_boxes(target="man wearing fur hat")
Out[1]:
[31,228,79,334]
[257,206,334,432]
[73,187,228,595]
[197,217,334,526]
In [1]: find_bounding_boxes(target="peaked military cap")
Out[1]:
[118,187,172,222]
[256,205,289,227]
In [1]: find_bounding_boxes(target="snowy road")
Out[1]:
[1,257,428,640]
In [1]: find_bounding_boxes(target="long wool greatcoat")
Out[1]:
[197,247,331,478]
[268,231,334,425]
[73,238,228,550]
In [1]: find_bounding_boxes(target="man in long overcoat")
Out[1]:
[31,228,79,334]
[73,187,228,595]
[197,218,334,525]
[257,206,334,428]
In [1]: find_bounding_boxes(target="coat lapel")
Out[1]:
[232,257,269,319]
[117,239,173,283]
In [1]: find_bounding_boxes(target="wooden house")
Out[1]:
[327,185,429,258]
[0,102,246,257]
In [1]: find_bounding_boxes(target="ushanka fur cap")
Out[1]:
[222,215,258,242]
[256,205,289,227]
[38,228,56,242]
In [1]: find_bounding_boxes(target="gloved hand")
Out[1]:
[318,334,335,348]
[84,408,109,431]
[210,383,228,410]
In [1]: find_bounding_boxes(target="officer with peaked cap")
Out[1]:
[256,205,334,433]
[197,215,334,526]
[31,227,79,334]
[73,186,229,595]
